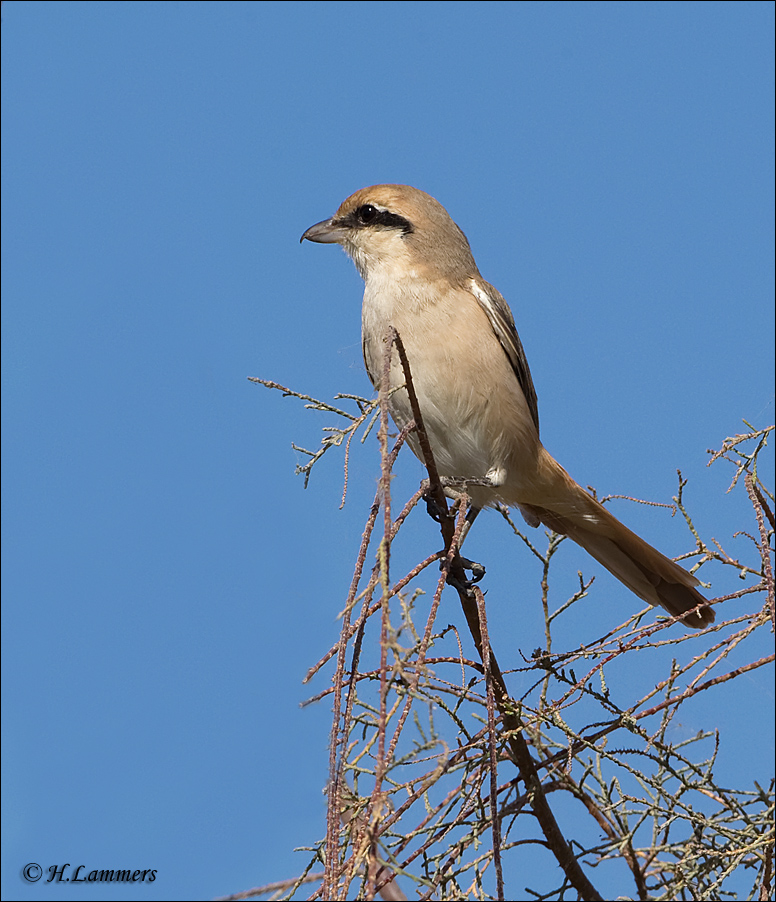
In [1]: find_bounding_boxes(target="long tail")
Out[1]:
[520,464,715,629]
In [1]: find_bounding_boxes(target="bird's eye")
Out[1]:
[357,204,378,224]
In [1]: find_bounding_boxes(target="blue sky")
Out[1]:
[2,2,774,900]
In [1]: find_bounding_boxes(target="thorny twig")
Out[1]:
[252,376,774,901]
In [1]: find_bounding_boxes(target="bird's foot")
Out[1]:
[440,554,486,593]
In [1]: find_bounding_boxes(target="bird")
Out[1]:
[301,184,715,629]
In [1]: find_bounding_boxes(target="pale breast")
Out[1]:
[361,276,542,505]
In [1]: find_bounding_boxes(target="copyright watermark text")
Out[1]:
[22,863,157,884]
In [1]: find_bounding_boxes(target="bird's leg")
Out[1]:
[457,505,485,582]
[458,503,482,548]
[421,477,487,586]
[422,474,497,518]
[422,484,449,523]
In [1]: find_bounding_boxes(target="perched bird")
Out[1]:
[301,185,714,628]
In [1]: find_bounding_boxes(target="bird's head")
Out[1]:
[301,184,477,283]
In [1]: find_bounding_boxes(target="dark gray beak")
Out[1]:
[300,218,348,244]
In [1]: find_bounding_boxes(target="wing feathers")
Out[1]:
[469,279,540,433]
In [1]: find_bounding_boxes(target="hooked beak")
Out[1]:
[300,218,349,245]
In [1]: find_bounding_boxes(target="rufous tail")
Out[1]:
[521,475,714,629]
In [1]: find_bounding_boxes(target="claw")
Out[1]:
[424,494,448,523]
[445,570,474,594]
[460,556,486,582]
[439,553,486,591]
